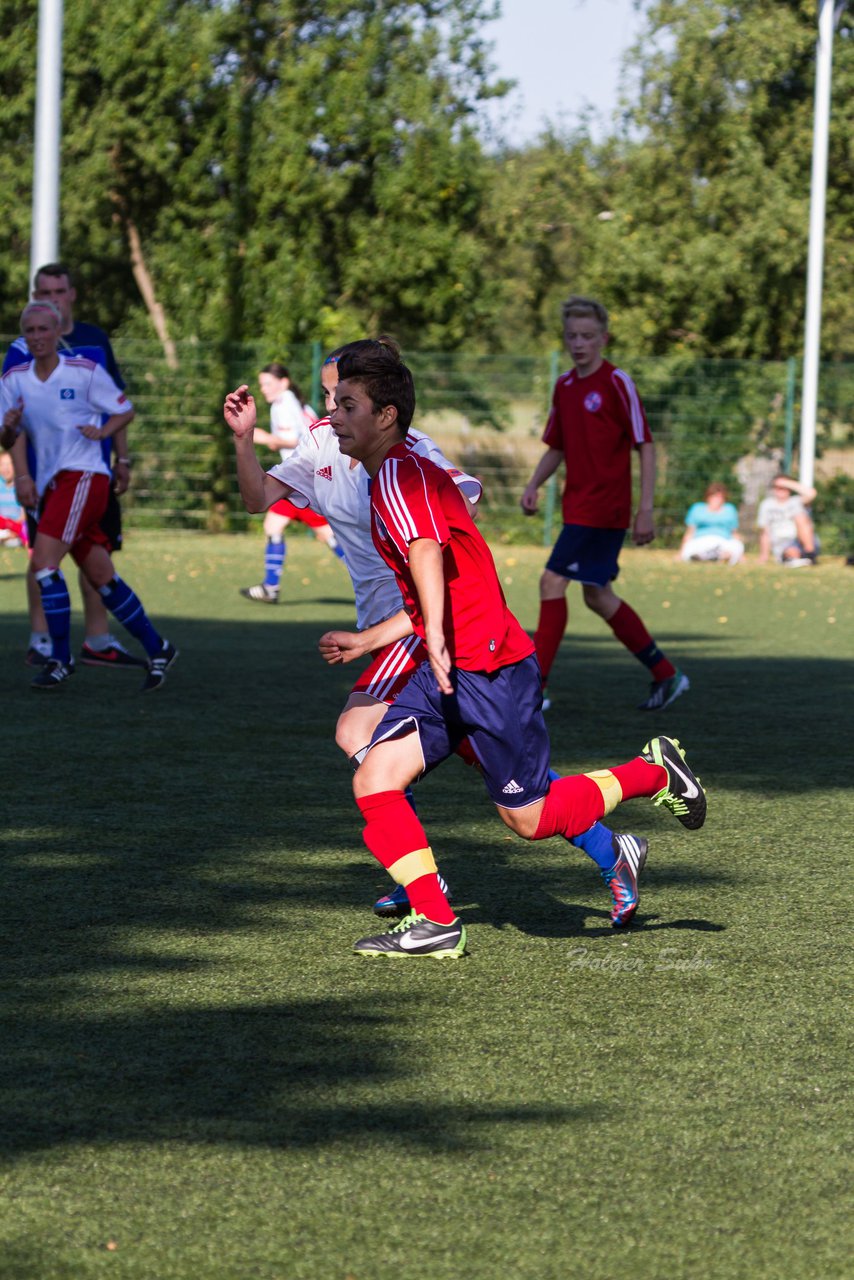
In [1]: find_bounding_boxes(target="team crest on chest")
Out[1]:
[60,388,75,400]
[584,391,602,412]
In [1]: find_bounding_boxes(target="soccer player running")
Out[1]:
[2,261,145,670]
[325,341,706,958]
[521,296,688,712]
[239,362,344,603]
[225,341,654,928]
[0,301,177,691]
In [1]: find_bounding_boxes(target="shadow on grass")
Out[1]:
[0,604,848,1159]
[2,992,603,1157]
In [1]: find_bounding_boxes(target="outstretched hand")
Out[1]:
[318,629,370,666]
[223,385,258,438]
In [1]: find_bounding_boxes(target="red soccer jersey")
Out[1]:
[542,359,652,528]
[370,443,534,673]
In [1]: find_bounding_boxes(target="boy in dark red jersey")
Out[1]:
[521,296,688,712]
[330,341,706,958]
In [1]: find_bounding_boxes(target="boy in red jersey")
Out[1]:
[329,341,707,958]
[521,296,688,712]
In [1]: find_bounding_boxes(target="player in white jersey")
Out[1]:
[0,301,178,692]
[239,363,343,604]
[225,341,482,759]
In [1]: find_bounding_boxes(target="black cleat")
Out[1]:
[140,640,179,693]
[641,736,707,830]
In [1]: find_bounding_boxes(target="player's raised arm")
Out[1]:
[223,385,295,514]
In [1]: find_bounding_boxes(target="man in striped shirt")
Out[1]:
[521,296,688,712]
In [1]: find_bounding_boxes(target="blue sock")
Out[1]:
[98,576,162,658]
[35,568,72,664]
[548,768,616,871]
[264,539,286,589]
[571,822,617,871]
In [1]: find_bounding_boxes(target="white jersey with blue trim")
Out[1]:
[269,420,482,630]
[0,352,131,496]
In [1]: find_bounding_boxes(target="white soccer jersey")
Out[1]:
[0,353,131,496]
[270,420,482,629]
[269,389,307,462]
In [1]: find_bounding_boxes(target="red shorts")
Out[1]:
[38,471,112,564]
[350,634,427,704]
[270,497,330,528]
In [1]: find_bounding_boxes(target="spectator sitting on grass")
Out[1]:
[757,475,819,567]
[678,483,743,565]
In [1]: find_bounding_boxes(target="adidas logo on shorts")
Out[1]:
[502,779,524,795]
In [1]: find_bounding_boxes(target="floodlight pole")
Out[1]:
[799,0,838,490]
[30,0,64,287]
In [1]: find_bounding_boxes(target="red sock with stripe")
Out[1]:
[534,598,568,684]
[533,758,667,841]
[357,790,455,924]
[606,601,676,681]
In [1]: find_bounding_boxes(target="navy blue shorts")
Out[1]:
[546,524,625,586]
[367,654,552,809]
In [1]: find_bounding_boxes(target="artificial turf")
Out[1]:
[0,532,850,1279]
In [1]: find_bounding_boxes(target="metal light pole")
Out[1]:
[799,0,842,489]
[30,0,64,287]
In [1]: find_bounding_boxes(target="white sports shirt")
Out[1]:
[270,389,308,461]
[0,353,131,496]
[270,419,482,629]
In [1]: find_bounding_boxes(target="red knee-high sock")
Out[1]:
[534,776,608,841]
[606,601,676,681]
[609,757,667,799]
[533,757,667,842]
[534,598,568,684]
[357,790,455,924]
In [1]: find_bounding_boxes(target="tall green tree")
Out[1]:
[594,0,854,359]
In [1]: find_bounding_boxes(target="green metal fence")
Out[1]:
[4,338,853,552]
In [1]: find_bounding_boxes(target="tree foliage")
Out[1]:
[0,0,851,364]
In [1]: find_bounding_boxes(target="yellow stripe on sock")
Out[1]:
[584,770,623,816]
[388,847,438,886]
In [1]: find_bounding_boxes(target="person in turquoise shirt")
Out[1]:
[679,483,744,565]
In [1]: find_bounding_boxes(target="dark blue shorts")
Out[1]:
[367,654,552,809]
[546,524,625,586]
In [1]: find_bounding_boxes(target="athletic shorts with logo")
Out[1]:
[546,523,626,586]
[270,496,332,528]
[350,633,427,703]
[366,653,551,808]
[28,482,122,552]
[37,470,112,565]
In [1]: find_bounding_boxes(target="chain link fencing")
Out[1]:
[4,337,853,554]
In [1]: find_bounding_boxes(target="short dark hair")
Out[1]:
[34,262,74,288]
[335,338,415,434]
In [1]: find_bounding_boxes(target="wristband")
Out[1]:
[116,457,132,465]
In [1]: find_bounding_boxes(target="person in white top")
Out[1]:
[0,301,178,692]
[226,340,482,754]
[239,363,343,603]
[757,475,819,566]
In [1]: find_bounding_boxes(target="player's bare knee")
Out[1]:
[497,805,540,838]
[582,583,614,617]
[540,569,567,600]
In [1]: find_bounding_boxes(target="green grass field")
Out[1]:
[0,532,850,1280]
